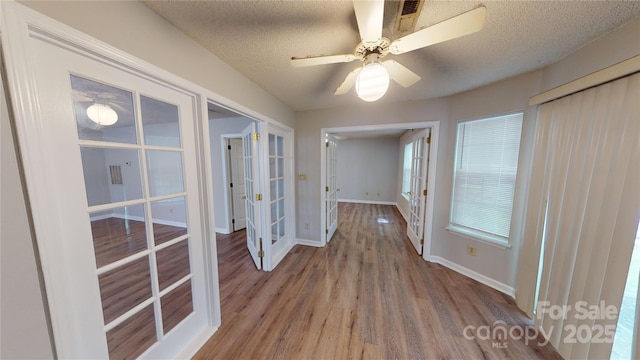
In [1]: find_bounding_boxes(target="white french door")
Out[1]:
[325,135,339,243]
[407,129,431,254]
[242,123,263,269]
[262,124,294,270]
[2,11,210,358]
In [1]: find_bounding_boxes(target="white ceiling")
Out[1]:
[142,1,640,112]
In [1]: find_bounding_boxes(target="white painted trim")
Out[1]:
[198,96,222,328]
[529,55,640,106]
[428,256,516,298]
[110,214,187,229]
[338,199,397,206]
[297,238,324,247]
[89,213,112,221]
[177,326,217,359]
[215,227,232,235]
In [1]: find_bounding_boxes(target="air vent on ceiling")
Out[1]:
[395,0,425,33]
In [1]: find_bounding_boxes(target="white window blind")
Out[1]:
[450,113,523,241]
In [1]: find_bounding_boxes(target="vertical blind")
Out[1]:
[517,73,639,359]
[451,113,523,240]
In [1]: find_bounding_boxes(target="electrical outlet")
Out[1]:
[467,245,477,256]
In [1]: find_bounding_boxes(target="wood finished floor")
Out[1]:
[195,203,561,359]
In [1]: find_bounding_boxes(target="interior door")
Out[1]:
[8,25,209,358]
[262,124,293,270]
[242,123,262,269]
[325,135,338,242]
[229,138,246,231]
[407,129,431,254]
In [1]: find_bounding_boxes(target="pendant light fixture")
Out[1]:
[86,103,118,126]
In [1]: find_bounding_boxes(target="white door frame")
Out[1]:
[320,122,439,259]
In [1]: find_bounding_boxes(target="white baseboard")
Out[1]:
[396,204,408,223]
[296,238,324,247]
[108,213,187,228]
[215,227,231,235]
[89,213,112,221]
[338,199,397,206]
[178,326,217,359]
[428,256,516,299]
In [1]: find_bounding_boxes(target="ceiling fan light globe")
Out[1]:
[86,103,118,126]
[356,62,389,102]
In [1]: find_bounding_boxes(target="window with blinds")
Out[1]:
[450,113,523,244]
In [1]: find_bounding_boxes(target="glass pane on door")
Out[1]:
[268,134,285,245]
[141,95,181,148]
[90,204,147,268]
[72,75,195,358]
[71,75,137,144]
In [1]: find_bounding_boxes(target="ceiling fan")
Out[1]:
[290,1,486,102]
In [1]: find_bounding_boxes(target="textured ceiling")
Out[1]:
[142,1,640,112]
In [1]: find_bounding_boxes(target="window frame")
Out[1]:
[447,112,524,249]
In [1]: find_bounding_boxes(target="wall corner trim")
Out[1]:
[428,256,516,299]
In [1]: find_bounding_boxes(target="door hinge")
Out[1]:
[256,194,262,201]
[253,132,260,141]
[228,144,231,150]
[423,189,427,196]
[326,186,329,192]
[326,141,329,147]
[232,218,235,224]
[230,182,233,188]
[326,229,329,235]
[426,136,431,144]
[420,238,424,245]
[258,250,264,257]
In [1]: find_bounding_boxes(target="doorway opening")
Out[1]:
[320,121,439,260]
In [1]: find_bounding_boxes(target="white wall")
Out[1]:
[295,98,449,243]
[209,115,254,233]
[336,137,400,204]
[19,0,295,128]
[1,62,55,359]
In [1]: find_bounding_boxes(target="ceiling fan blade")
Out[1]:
[335,67,362,95]
[382,60,421,88]
[389,6,486,55]
[353,0,384,47]
[291,54,358,68]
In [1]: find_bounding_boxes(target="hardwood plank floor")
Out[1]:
[195,203,561,359]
